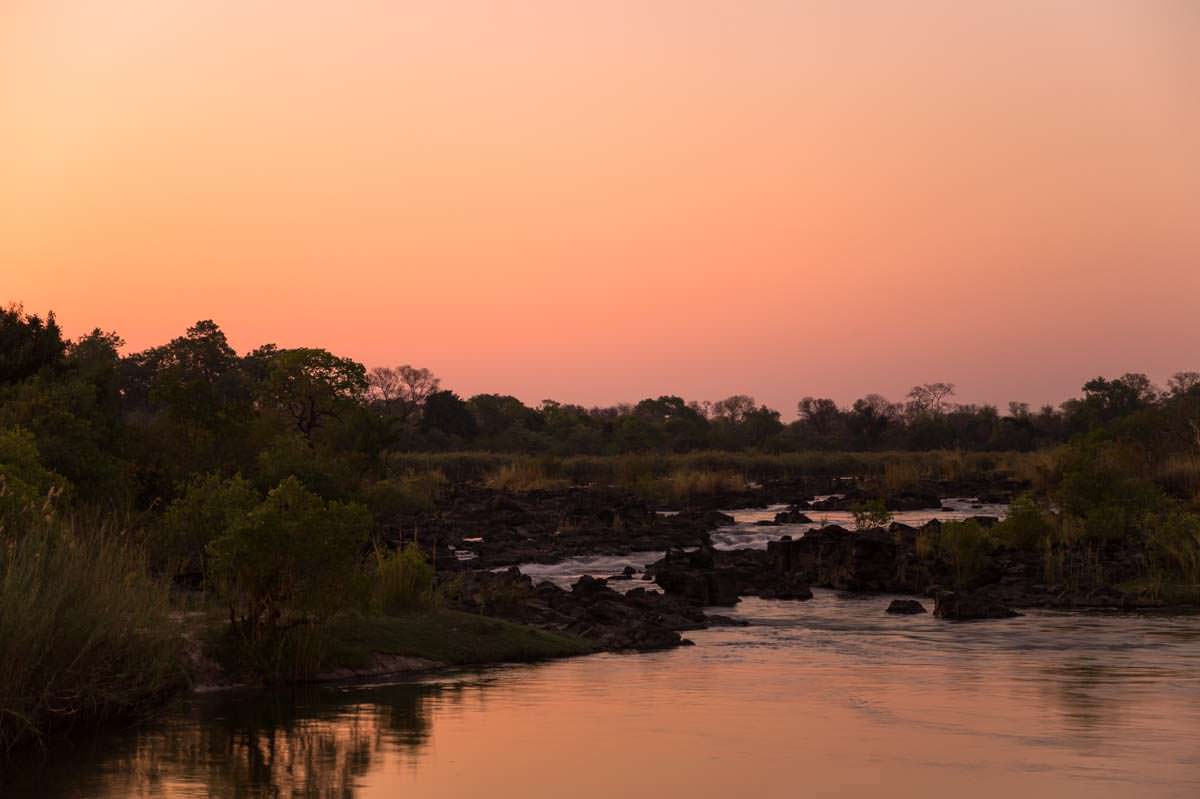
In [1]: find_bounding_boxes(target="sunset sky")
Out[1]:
[2,1,1198,413]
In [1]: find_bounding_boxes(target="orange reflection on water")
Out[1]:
[9,596,1200,798]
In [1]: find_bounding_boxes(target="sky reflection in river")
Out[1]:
[6,591,1198,799]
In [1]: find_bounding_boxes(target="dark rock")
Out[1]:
[606,565,638,581]
[651,548,741,606]
[933,591,1021,620]
[757,571,814,600]
[774,508,814,524]
[766,526,923,593]
[886,599,927,615]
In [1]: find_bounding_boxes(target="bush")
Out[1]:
[1055,441,1167,543]
[207,477,373,638]
[0,515,184,752]
[939,520,995,588]
[158,472,258,576]
[1145,511,1200,591]
[993,494,1054,551]
[0,426,69,530]
[372,543,437,614]
[852,500,893,530]
[363,471,448,519]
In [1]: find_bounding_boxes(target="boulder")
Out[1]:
[886,599,927,615]
[774,508,814,524]
[933,591,1021,620]
[652,548,741,606]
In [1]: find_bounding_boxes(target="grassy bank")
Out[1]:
[202,608,594,683]
[322,610,593,668]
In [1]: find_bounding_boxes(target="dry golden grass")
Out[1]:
[482,460,569,492]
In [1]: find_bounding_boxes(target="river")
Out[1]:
[5,503,1198,798]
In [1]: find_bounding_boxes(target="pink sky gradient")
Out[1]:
[3,1,1198,413]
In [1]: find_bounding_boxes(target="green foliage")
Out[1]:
[1144,511,1200,593]
[0,304,65,384]
[254,434,358,500]
[258,348,367,438]
[372,544,437,615]
[939,520,995,588]
[993,494,1054,551]
[1054,439,1167,543]
[0,515,184,752]
[206,477,373,638]
[158,473,258,575]
[363,471,448,519]
[852,499,894,530]
[0,427,69,529]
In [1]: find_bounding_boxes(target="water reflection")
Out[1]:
[5,599,1199,798]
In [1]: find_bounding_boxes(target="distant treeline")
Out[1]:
[1,305,1198,508]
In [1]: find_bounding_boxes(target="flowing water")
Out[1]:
[6,503,1199,798]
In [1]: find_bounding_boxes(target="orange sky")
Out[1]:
[2,1,1198,412]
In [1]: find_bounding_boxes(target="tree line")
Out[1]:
[2,305,1197,508]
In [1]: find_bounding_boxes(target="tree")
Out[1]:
[797,397,842,437]
[207,477,372,637]
[125,320,245,424]
[260,348,368,438]
[367,365,440,423]
[421,390,478,440]
[1076,373,1159,424]
[1167,372,1200,397]
[906,383,956,416]
[0,304,65,384]
[711,395,758,424]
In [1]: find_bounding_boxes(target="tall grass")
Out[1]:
[372,543,437,615]
[1155,454,1200,503]
[0,514,185,752]
[386,450,1038,491]
[482,459,569,492]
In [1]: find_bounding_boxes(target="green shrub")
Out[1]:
[0,426,69,531]
[1145,511,1200,590]
[207,477,373,638]
[363,470,448,519]
[1055,440,1167,542]
[940,520,995,588]
[0,515,184,752]
[158,472,258,575]
[852,500,893,530]
[993,494,1054,551]
[372,543,437,614]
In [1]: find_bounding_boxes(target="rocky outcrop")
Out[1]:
[444,567,720,651]
[766,526,930,594]
[408,486,727,569]
[650,548,741,606]
[774,508,813,524]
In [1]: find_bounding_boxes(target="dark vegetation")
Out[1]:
[2,303,1199,749]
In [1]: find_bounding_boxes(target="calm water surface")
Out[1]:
[7,595,1198,798]
[6,502,1198,798]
